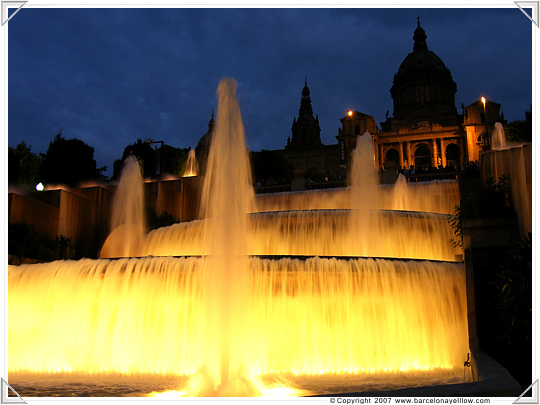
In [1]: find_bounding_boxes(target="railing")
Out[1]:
[255,184,292,194]
[405,171,463,182]
[255,180,346,194]
[305,180,346,190]
[255,171,463,194]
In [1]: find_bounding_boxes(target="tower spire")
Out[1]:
[287,80,322,148]
[413,17,428,50]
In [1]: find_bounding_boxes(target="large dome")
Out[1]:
[396,47,449,78]
[389,18,458,127]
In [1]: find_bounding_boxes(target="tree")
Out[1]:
[505,107,532,144]
[8,141,42,187]
[41,132,100,187]
[160,145,192,177]
[113,139,157,180]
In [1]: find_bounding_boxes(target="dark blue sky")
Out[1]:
[6,5,533,177]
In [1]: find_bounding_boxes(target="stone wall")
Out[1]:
[8,177,200,257]
[479,143,532,236]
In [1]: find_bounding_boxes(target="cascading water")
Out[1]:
[8,77,470,397]
[255,179,459,214]
[9,257,469,396]
[182,149,199,177]
[491,122,508,150]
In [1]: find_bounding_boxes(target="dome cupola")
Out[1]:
[389,18,459,128]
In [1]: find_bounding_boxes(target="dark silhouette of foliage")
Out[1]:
[491,233,532,351]
[8,147,20,184]
[448,176,512,247]
[113,139,157,180]
[160,145,192,177]
[482,233,532,385]
[146,208,178,231]
[41,132,101,187]
[9,141,43,187]
[505,107,532,144]
[9,222,74,262]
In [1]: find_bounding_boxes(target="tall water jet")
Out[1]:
[349,131,379,256]
[393,173,410,211]
[196,77,257,395]
[182,149,199,177]
[491,122,508,150]
[100,156,146,258]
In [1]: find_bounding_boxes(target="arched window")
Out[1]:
[384,148,400,170]
[446,143,460,167]
[414,144,431,169]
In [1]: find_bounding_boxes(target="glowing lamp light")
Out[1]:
[35,182,44,191]
[347,110,353,116]
[481,97,486,107]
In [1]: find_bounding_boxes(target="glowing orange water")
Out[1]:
[140,210,460,261]
[195,78,256,394]
[100,156,146,258]
[8,78,470,397]
[491,122,508,151]
[182,149,199,177]
[9,257,469,382]
[255,179,459,215]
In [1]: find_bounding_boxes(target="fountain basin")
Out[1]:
[9,255,470,396]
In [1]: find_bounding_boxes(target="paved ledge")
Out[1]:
[312,350,523,398]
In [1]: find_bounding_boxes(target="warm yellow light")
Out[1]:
[481,97,486,107]
[260,386,307,397]
[147,390,185,398]
[347,110,353,116]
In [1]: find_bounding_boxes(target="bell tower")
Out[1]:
[287,79,322,148]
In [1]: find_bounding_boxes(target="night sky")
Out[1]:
[6,3,534,177]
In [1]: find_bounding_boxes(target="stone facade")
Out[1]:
[195,19,508,181]
[336,18,506,175]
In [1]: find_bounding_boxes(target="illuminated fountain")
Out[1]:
[8,78,470,397]
[393,174,410,211]
[99,155,146,259]
[182,149,199,177]
[491,122,508,150]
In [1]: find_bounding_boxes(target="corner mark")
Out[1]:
[0,378,26,404]
[515,1,540,27]
[514,379,539,404]
[1,1,27,26]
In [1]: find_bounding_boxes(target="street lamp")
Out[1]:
[481,97,490,150]
[145,138,165,176]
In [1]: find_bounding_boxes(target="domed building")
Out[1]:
[337,18,505,177]
[386,17,459,130]
[197,18,506,184]
[194,110,216,177]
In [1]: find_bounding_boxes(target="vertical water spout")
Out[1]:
[491,122,508,150]
[182,149,199,177]
[349,131,379,256]
[100,155,146,258]
[197,77,257,395]
[393,173,410,211]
